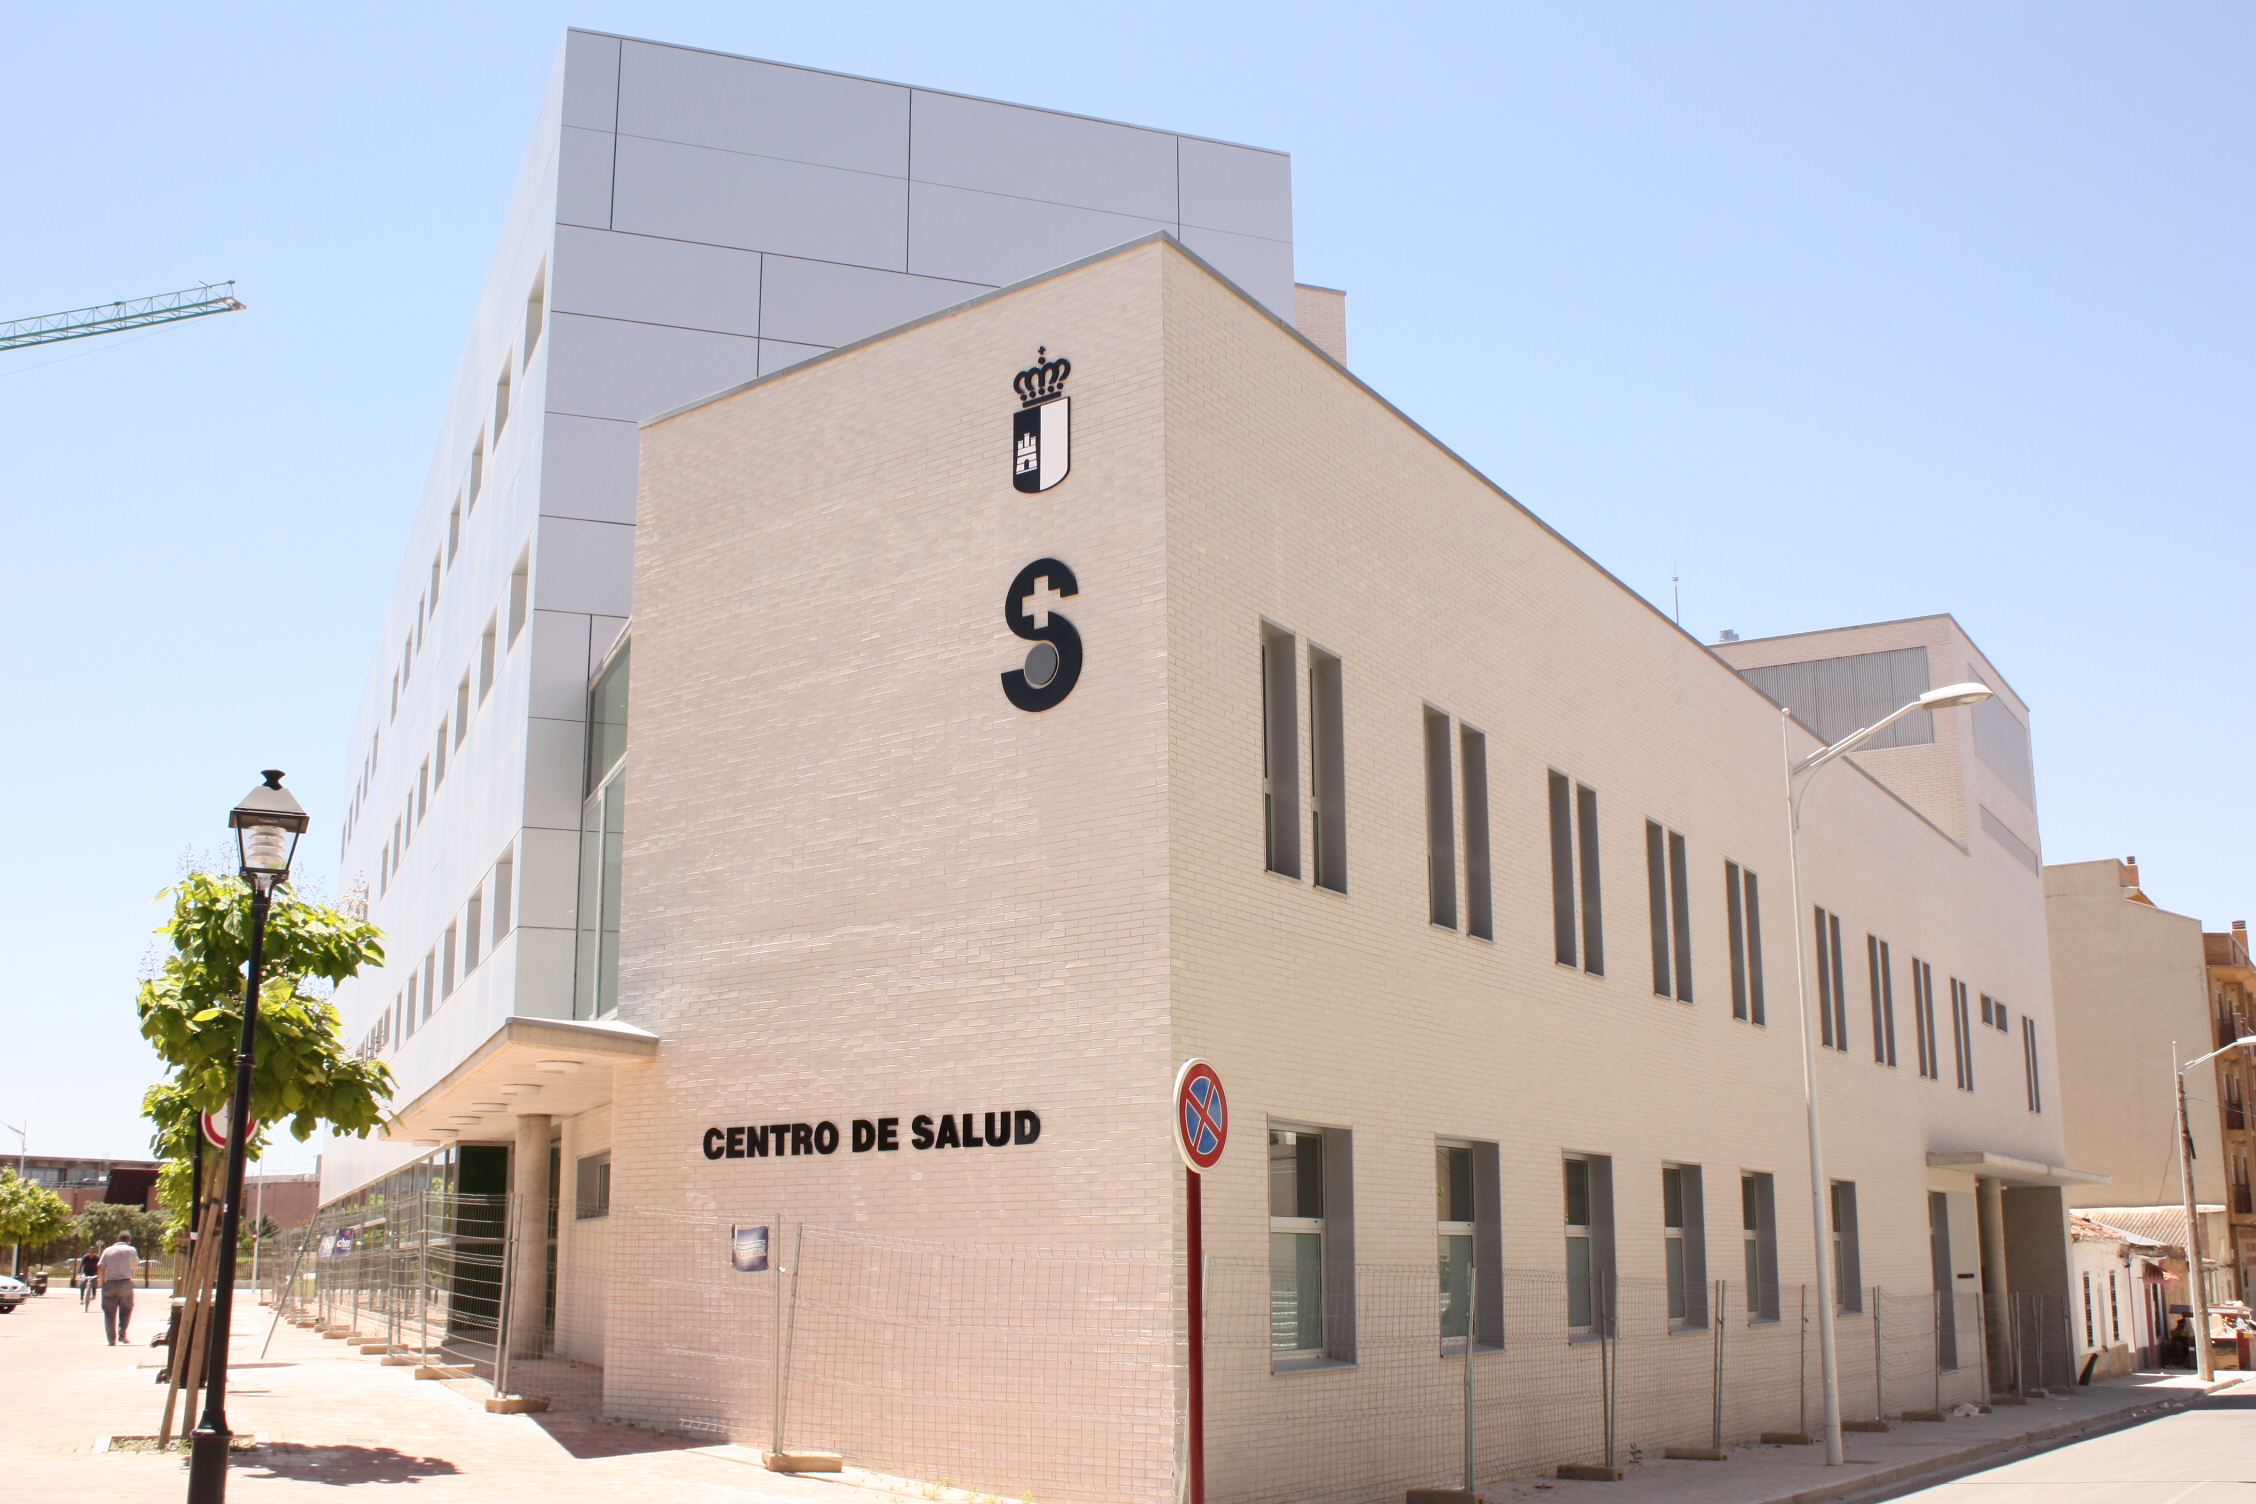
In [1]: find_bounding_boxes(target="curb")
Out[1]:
[1747,1378,2245,1504]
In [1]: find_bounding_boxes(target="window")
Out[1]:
[468,435,484,511]
[454,678,470,749]
[1814,908,1848,1051]
[1460,727,1492,941]
[1549,773,1604,974]
[1831,1181,1861,1313]
[430,552,442,607]
[421,950,436,1022]
[1261,626,1301,879]
[441,922,458,998]
[1308,648,1345,893]
[1726,861,1766,1024]
[490,847,514,947]
[1912,959,1940,1080]
[463,891,483,973]
[479,616,498,701]
[1982,994,2008,1032]
[575,1151,610,1220]
[2108,1268,2121,1342]
[2082,1272,2095,1348]
[507,545,529,645]
[1868,936,1898,1066]
[390,672,399,721]
[415,761,430,830]
[414,596,425,654]
[1662,1164,1708,1329]
[1270,1125,1354,1366]
[1950,978,1975,1090]
[402,635,413,686]
[1426,709,1456,928]
[2023,1017,2042,1113]
[577,641,630,1019]
[1437,1143,1472,1346]
[447,499,462,565]
[524,261,547,358]
[495,353,513,435]
[1646,823,1692,1002]
[433,722,448,789]
[1564,1153,1615,1335]
[1741,1172,1779,1321]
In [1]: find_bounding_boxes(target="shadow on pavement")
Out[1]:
[249,1444,466,1484]
[522,1409,715,1461]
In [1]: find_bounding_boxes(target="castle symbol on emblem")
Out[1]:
[1011,348,1071,493]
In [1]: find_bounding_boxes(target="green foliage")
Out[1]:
[70,1201,171,1255]
[0,1171,75,1251]
[136,873,394,1146]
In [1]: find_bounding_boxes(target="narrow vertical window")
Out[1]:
[1648,824,1693,1001]
[1869,936,1898,1066]
[421,950,437,1022]
[468,435,485,510]
[507,546,529,645]
[1549,772,1578,967]
[1950,978,1974,1090]
[490,847,514,946]
[1814,909,1848,1051]
[1437,1142,1475,1349]
[1831,1182,1862,1313]
[1426,709,1456,928]
[455,678,470,748]
[404,973,417,1033]
[1564,1153,1615,1336]
[479,616,498,700]
[1308,648,1346,893]
[2108,1269,2121,1341]
[494,356,513,436]
[1741,1171,1779,1320]
[1646,823,1672,997]
[1913,960,1940,1080]
[1261,626,1301,880]
[1727,862,1766,1024]
[463,891,483,973]
[1460,727,1491,941]
[524,260,547,358]
[447,499,462,565]
[442,923,458,998]
[430,553,442,607]
[1662,1164,1707,1328]
[2082,1273,2095,1348]
[433,723,448,788]
[1269,1127,1326,1359]
[2023,1017,2042,1113]
[1576,784,1604,975]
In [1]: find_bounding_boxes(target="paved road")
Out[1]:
[1889,1388,2256,1502]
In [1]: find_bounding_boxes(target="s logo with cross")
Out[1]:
[1001,558,1081,712]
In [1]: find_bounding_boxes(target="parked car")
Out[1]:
[0,1276,29,1313]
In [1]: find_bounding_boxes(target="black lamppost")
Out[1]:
[186,771,306,1503]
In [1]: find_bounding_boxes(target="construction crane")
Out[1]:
[0,282,245,351]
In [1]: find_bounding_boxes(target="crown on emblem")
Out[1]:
[1013,347,1071,407]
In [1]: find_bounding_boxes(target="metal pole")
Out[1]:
[777,1224,805,1452]
[495,1192,516,1398]
[2176,1062,2214,1382]
[1782,705,1845,1465]
[1712,1278,1724,1451]
[1462,1248,1476,1492]
[1873,1288,1883,1420]
[1799,1283,1808,1437]
[1975,1292,1990,1406]
[770,1213,784,1457]
[1190,1168,1207,1504]
[1600,1279,1615,1470]
[187,878,273,1502]
[1933,1290,1942,1413]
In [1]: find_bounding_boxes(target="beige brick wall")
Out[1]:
[614,238,2068,1502]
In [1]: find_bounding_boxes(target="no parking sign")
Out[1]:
[1172,1059,1227,1174]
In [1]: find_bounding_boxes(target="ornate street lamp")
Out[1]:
[187,771,307,1503]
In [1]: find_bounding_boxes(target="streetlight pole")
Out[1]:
[1781,681,1995,1466]
[2174,1034,2256,1383]
[0,1117,24,1278]
[186,771,306,1504]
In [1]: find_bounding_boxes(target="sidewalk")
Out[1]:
[1,1284,2236,1504]
[1479,1370,2245,1504]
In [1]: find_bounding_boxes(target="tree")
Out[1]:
[137,873,394,1145]
[71,1202,171,1256]
[0,1171,75,1274]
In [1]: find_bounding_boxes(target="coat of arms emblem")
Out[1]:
[1011,348,1070,493]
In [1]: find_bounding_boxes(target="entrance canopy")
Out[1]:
[383,1015,658,1145]
[1926,1149,2111,1188]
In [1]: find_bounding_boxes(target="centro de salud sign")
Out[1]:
[701,1110,1042,1160]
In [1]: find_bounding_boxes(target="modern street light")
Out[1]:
[186,771,307,1504]
[2174,1034,2256,1382]
[1782,681,1993,1466]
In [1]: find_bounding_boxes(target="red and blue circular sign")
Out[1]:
[1173,1059,1228,1173]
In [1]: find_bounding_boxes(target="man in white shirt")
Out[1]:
[98,1237,140,1346]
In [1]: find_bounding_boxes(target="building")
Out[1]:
[2043,856,2244,1307]
[2206,921,2255,1292]
[12,1155,161,1214]
[320,31,2092,1502]
[2068,1212,2166,1373]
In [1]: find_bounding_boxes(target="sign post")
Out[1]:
[1172,1060,1228,1504]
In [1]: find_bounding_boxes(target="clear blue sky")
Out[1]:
[3,2,2248,1169]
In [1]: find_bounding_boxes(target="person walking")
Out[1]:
[77,1247,100,1311]
[98,1235,140,1345]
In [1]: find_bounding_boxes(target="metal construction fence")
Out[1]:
[278,1205,2079,1504]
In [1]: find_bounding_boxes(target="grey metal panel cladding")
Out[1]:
[1972,695,2038,808]
[1735,647,1933,750]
